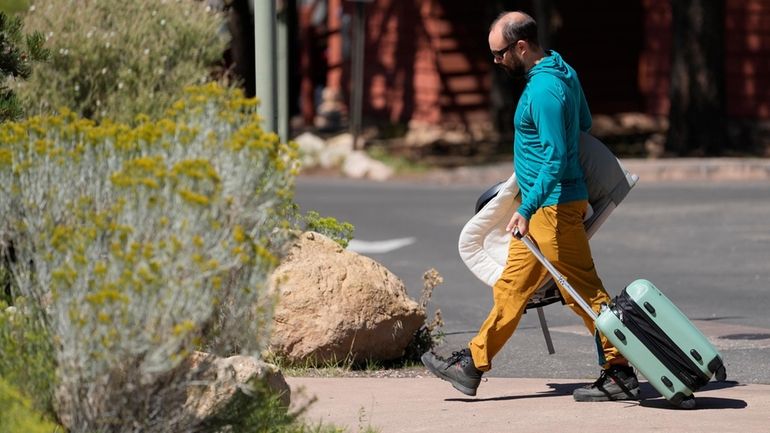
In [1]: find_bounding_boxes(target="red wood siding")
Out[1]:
[315,0,770,129]
[726,0,770,118]
[641,0,770,119]
[639,0,672,115]
[352,0,492,126]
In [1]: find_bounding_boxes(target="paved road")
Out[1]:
[294,178,770,383]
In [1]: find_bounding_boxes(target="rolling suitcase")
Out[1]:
[515,231,727,407]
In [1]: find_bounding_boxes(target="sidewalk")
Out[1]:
[289,156,770,432]
[287,376,770,433]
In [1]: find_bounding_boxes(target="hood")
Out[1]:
[526,50,572,81]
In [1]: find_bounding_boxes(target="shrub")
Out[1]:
[0,263,11,305]
[402,269,444,363]
[0,10,48,121]
[300,210,355,248]
[0,298,56,416]
[0,83,299,432]
[16,0,225,123]
[0,377,59,433]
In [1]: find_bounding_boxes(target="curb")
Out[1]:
[621,158,770,182]
[394,158,770,186]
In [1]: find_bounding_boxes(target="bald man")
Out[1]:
[422,11,640,402]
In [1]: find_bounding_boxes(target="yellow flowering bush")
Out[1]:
[15,0,225,123]
[0,83,299,432]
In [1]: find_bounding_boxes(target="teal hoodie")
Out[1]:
[513,50,591,220]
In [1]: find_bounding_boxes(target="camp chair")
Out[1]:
[457,132,639,353]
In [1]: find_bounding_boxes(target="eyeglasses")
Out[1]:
[491,41,517,60]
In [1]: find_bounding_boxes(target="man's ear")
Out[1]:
[516,40,527,56]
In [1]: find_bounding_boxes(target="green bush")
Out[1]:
[0,264,11,305]
[0,0,30,14]
[0,83,299,432]
[0,10,48,121]
[301,211,355,248]
[0,298,55,416]
[16,0,225,123]
[0,377,58,433]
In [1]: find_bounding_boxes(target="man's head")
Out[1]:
[488,11,541,77]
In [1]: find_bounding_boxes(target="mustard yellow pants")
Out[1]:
[469,200,627,371]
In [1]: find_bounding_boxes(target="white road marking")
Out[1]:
[347,237,416,254]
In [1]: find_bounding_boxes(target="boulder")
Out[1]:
[341,150,369,179]
[53,352,290,432]
[294,132,326,169]
[404,123,443,147]
[269,232,426,364]
[184,352,291,420]
[318,133,355,169]
[365,158,395,181]
[617,112,660,134]
[342,150,395,181]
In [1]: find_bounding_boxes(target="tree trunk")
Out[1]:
[667,0,726,156]
[227,0,256,98]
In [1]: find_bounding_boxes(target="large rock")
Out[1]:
[318,133,355,169]
[294,132,326,168]
[184,352,290,420]
[54,352,289,432]
[342,150,395,181]
[270,232,426,364]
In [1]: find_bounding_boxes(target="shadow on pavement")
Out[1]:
[700,380,743,391]
[445,381,746,405]
[445,381,587,403]
[638,381,746,410]
[640,397,747,410]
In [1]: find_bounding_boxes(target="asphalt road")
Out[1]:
[294,177,770,383]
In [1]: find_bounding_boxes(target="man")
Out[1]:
[421,11,640,402]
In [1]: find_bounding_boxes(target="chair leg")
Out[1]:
[537,307,556,354]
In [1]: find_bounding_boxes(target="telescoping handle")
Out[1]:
[513,229,598,321]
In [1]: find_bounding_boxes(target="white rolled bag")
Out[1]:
[457,133,639,353]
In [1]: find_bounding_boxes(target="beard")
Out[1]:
[501,55,527,79]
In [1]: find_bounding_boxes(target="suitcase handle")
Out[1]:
[513,228,598,321]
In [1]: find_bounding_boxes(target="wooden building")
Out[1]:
[294,0,770,154]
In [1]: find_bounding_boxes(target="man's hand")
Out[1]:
[506,211,530,237]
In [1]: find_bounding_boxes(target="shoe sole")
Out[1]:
[421,352,477,397]
[573,387,641,402]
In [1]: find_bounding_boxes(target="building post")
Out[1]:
[254,0,278,135]
[349,1,366,149]
[276,0,289,141]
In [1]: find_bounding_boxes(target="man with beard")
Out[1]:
[421,11,640,402]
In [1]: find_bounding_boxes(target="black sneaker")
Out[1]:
[573,365,641,402]
[421,348,483,396]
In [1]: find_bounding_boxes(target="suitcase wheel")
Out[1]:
[715,365,727,382]
[675,395,697,410]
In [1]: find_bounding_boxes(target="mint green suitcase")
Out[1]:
[596,279,726,406]
[516,232,726,408]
